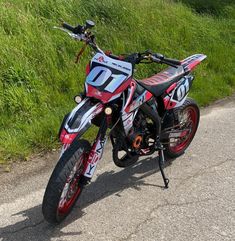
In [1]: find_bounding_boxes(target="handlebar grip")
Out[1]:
[163,57,181,66]
[62,22,75,32]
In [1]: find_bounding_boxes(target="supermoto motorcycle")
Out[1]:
[42,20,207,224]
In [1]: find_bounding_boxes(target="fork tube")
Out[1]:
[83,119,108,179]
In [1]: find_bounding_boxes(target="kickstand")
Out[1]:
[158,149,169,189]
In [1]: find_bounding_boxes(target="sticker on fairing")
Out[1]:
[84,137,107,178]
[173,77,190,102]
[85,53,132,94]
[86,66,128,93]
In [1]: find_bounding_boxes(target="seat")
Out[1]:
[137,65,185,97]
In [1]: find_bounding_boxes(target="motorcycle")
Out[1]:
[42,20,207,224]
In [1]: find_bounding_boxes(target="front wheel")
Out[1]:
[164,98,200,159]
[42,139,91,224]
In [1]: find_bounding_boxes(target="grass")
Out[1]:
[178,0,235,16]
[0,0,234,163]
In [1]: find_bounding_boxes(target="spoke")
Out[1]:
[57,155,85,212]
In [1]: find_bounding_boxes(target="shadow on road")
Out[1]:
[0,156,172,241]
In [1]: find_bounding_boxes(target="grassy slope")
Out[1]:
[0,0,234,163]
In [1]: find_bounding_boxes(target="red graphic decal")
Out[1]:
[98,56,104,62]
[166,83,177,94]
[88,151,99,165]
[60,129,78,144]
[124,80,136,112]
[140,67,184,86]
[86,78,132,103]
[86,62,90,75]
[181,54,207,72]
[163,97,177,110]
[145,91,152,101]
[82,141,98,175]
[187,60,200,71]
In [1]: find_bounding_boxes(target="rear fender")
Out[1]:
[59,98,104,144]
[182,54,207,72]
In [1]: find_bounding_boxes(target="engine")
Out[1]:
[127,111,155,151]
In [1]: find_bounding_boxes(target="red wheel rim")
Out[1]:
[57,155,85,216]
[169,106,198,153]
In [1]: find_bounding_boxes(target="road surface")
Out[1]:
[0,96,234,241]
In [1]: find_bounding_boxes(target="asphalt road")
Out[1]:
[0,96,234,241]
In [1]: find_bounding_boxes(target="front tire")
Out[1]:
[42,139,91,224]
[164,98,200,159]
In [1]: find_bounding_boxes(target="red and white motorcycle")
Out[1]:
[42,20,207,223]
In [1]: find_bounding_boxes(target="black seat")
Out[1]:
[137,65,185,97]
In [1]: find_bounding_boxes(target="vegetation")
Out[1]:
[0,0,234,163]
[178,0,235,16]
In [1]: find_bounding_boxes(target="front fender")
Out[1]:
[59,98,104,144]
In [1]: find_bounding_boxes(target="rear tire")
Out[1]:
[42,139,91,224]
[164,98,200,159]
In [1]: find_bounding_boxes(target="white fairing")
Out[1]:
[164,76,192,109]
[85,53,132,93]
[91,53,132,75]
[64,98,103,133]
[122,110,138,135]
[173,77,190,108]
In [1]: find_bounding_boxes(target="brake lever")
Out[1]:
[53,26,82,41]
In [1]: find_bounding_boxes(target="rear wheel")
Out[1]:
[42,139,91,224]
[164,98,200,159]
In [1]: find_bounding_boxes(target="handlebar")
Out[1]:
[151,53,181,67]
[62,22,76,33]
[163,57,181,66]
[57,20,181,68]
[62,20,95,35]
[57,20,104,53]
[123,51,181,68]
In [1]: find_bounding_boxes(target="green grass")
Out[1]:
[178,0,235,16]
[0,0,234,163]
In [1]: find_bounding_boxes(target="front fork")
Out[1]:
[82,118,108,182]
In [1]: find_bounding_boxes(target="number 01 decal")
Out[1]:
[174,78,190,101]
[86,66,128,93]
